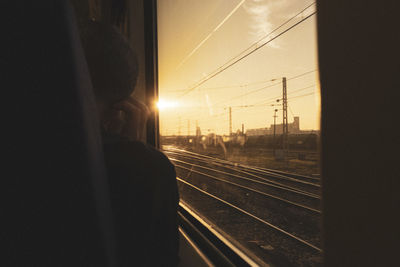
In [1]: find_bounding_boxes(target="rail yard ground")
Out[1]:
[165,147,323,266]
[170,144,319,177]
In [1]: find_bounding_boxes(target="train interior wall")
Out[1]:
[318,1,399,266]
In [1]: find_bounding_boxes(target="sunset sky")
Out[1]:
[157,0,319,136]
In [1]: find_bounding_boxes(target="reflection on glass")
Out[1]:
[158,0,321,266]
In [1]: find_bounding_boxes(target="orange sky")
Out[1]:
[157,0,319,136]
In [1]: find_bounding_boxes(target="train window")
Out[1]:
[157,0,321,265]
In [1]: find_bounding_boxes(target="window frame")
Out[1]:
[143,0,159,148]
[150,0,321,266]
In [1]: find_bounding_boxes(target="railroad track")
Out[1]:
[164,146,322,265]
[177,177,323,266]
[171,159,321,213]
[173,159,321,241]
[163,146,320,183]
[163,147,321,198]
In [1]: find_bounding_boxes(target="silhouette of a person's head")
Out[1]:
[81,20,138,117]
[81,21,148,140]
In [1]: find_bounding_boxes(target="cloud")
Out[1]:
[244,0,286,49]
[244,2,273,39]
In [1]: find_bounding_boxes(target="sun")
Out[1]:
[156,99,178,110]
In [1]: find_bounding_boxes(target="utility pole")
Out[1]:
[273,109,278,156]
[282,77,289,155]
[195,120,200,150]
[195,120,200,137]
[242,123,244,135]
[229,106,232,136]
[178,116,181,136]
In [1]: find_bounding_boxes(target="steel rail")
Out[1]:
[177,177,323,253]
[170,157,320,199]
[175,164,321,214]
[236,164,320,182]
[164,149,321,187]
[169,153,321,191]
[163,147,320,183]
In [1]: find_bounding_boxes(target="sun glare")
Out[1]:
[156,99,178,110]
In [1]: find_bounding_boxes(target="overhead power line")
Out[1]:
[161,72,317,121]
[161,82,317,122]
[251,84,316,106]
[163,69,316,94]
[160,70,317,121]
[212,70,317,107]
[288,91,315,100]
[179,3,317,97]
[164,77,280,93]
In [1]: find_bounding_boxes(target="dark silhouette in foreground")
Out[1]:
[81,21,179,266]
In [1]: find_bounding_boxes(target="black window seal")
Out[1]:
[144,0,159,148]
[178,202,261,267]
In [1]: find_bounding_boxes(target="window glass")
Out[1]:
[157,1,321,265]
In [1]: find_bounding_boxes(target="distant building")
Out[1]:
[246,116,302,136]
[246,127,270,136]
[196,126,201,137]
[270,116,300,134]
